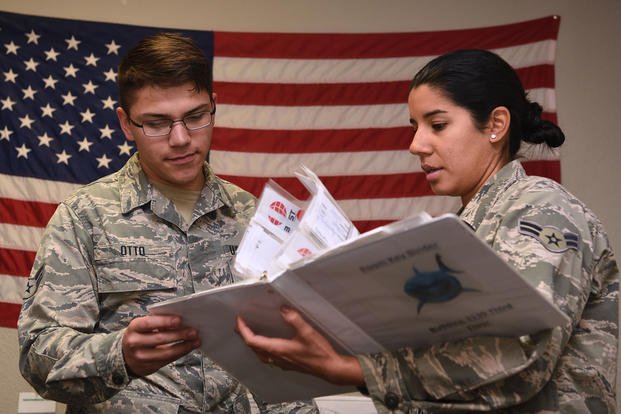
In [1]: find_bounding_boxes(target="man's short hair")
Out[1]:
[118,32,212,113]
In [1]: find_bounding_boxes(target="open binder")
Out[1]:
[149,165,569,403]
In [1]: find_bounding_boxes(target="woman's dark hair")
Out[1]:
[118,32,212,114]
[410,49,564,159]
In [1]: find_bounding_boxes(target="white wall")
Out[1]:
[1,1,620,413]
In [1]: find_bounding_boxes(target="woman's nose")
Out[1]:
[409,131,429,156]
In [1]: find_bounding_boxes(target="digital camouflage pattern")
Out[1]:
[358,160,618,413]
[18,154,317,413]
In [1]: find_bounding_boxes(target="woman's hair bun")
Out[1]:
[523,101,565,148]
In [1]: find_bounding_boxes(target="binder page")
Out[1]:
[149,281,352,403]
[231,221,283,279]
[290,214,570,351]
[301,187,359,247]
[233,180,305,279]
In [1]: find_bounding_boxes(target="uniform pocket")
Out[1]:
[94,244,175,294]
[94,244,178,329]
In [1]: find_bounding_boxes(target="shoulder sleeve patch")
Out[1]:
[519,219,580,253]
[23,267,44,300]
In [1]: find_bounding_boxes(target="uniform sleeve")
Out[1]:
[17,202,132,404]
[357,193,601,412]
[358,329,564,412]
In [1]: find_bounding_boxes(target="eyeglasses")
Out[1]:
[128,101,216,137]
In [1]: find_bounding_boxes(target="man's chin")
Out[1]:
[163,174,204,191]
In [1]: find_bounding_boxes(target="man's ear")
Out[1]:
[488,106,510,143]
[116,107,136,142]
[211,92,217,123]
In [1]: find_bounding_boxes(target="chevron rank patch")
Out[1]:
[519,220,580,253]
[22,268,44,300]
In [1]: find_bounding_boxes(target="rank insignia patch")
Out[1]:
[519,220,579,253]
[23,268,44,300]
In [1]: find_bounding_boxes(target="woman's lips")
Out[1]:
[421,164,442,180]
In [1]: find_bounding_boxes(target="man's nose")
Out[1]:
[168,121,191,145]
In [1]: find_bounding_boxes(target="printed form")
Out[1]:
[233,165,358,281]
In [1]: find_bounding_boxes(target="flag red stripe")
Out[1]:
[517,65,556,89]
[0,248,35,277]
[522,159,561,183]
[354,219,395,234]
[212,118,556,153]
[543,112,557,124]
[214,80,410,106]
[220,159,559,200]
[214,66,553,106]
[214,16,559,58]
[221,172,434,200]
[0,302,22,328]
[212,127,411,153]
[0,197,57,227]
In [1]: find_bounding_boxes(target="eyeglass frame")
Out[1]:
[127,96,216,137]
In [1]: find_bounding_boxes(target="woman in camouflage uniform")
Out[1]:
[237,49,619,413]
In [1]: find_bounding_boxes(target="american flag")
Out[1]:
[0,11,561,328]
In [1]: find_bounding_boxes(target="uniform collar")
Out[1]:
[118,153,234,217]
[459,160,526,230]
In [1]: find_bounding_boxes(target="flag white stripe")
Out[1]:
[493,41,557,71]
[210,150,420,177]
[0,223,45,252]
[517,144,561,160]
[0,173,79,204]
[211,142,559,178]
[216,103,406,130]
[213,41,556,83]
[529,88,556,112]
[215,55,430,84]
[0,274,26,304]
[216,88,554,130]
[339,196,461,221]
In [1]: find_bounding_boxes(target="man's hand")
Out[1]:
[122,314,201,377]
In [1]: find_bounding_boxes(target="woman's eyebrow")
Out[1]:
[410,109,448,125]
[422,109,448,119]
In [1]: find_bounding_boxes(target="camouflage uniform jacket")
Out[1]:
[18,155,316,414]
[357,160,618,413]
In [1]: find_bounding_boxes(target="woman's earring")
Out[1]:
[490,134,497,140]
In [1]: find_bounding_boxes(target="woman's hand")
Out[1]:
[235,306,365,386]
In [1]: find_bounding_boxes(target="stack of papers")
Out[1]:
[233,165,359,281]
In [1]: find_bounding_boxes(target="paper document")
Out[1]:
[233,164,358,280]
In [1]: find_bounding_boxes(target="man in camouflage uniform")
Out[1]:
[356,160,618,413]
[18,32,317,413]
